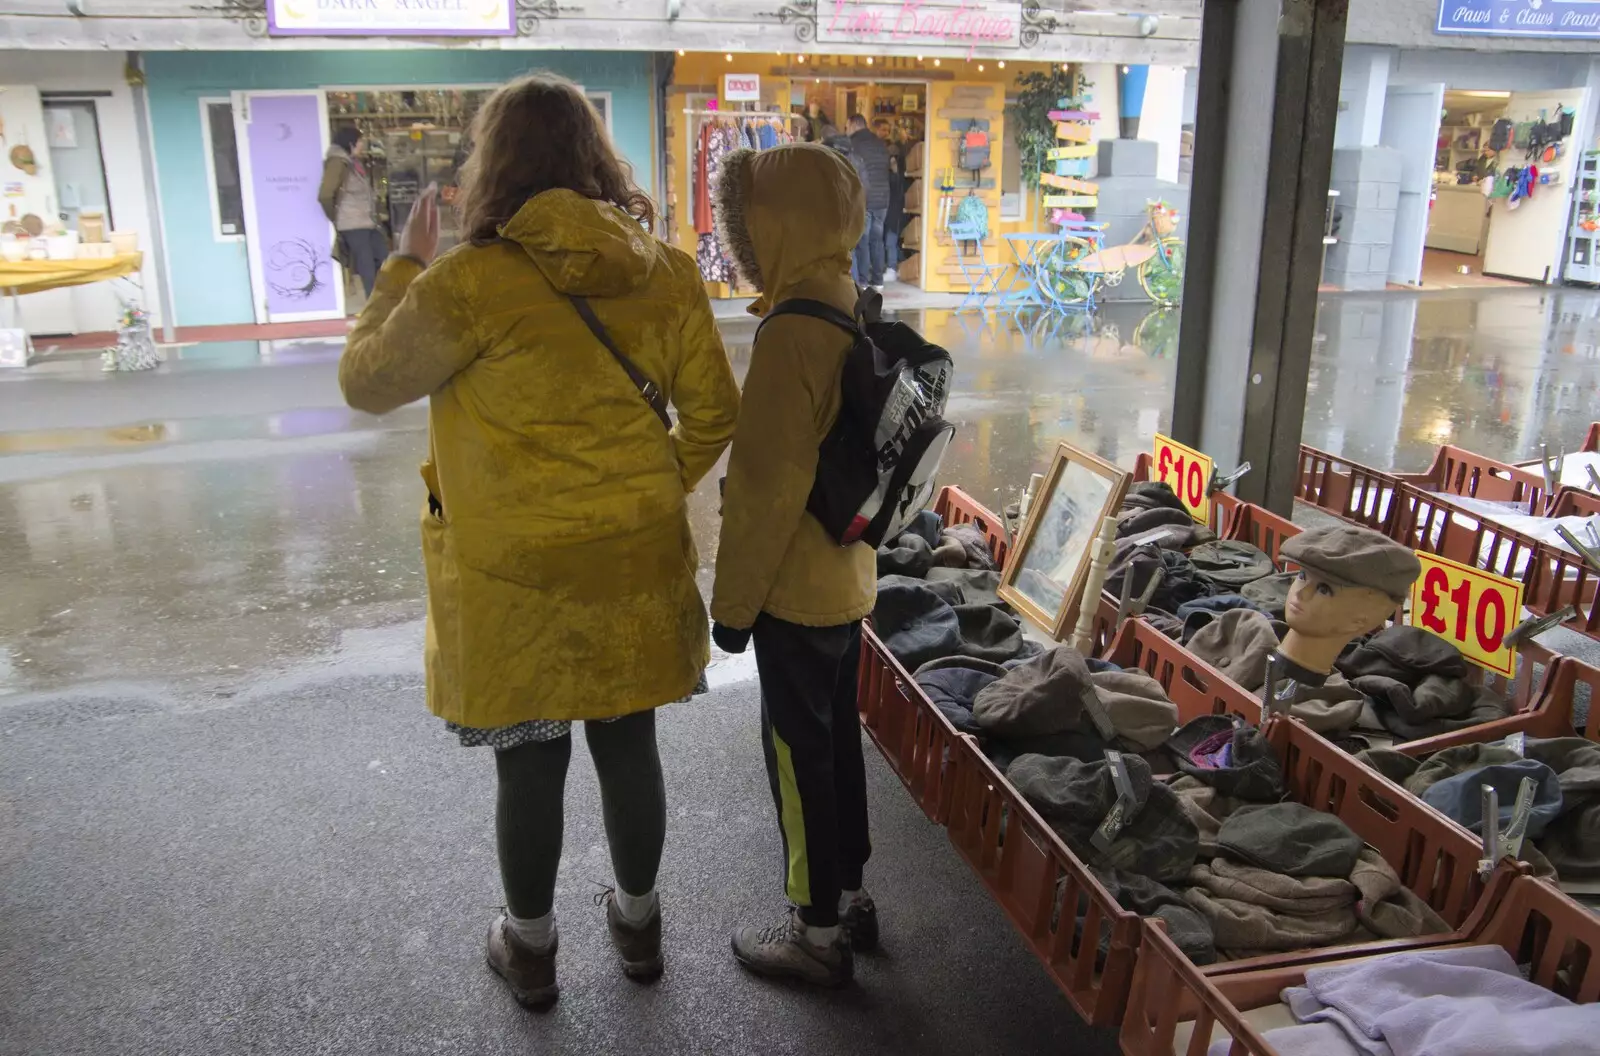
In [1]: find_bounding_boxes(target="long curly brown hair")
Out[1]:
[455,73,654,243]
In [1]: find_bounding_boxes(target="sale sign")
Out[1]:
[1153,433,1214,526]
[1407,552,1525,677]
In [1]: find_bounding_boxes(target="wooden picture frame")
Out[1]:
[999,441,1132,640]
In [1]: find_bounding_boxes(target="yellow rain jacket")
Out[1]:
[710,143,877,630]
[340,189,740,727]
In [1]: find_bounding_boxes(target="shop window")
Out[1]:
[1000,95,1022,220]
[200,98,246,240]
[587,92,613,135]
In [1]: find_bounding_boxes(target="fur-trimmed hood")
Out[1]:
[714,142,865,315]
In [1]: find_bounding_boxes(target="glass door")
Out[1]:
[41,99,110,232]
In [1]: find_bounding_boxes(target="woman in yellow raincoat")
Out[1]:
[338,74,739,1010]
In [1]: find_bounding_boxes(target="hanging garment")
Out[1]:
[693,120,714,236]
[757,120,779,151]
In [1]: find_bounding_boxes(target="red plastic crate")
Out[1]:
[1296,444,1407,532]
[1225,502,1300,566]
[933,485,1010,568]
[1552,486,1600,519]
[1587,422,1600,453]
[1120,863,1552,1056]
[1297,443,1555,530]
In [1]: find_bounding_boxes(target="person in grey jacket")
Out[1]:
[847,115,892,288]
[317,126,386,299]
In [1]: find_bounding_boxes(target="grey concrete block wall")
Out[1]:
[1324,145,1403,290]
[1095,139,1159,179]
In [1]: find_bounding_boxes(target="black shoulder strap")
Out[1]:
[567,295,672,431]
[755,298,862,342]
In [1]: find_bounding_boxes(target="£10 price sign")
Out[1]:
[1407,551,1525,677]
[1153,433,1213,526]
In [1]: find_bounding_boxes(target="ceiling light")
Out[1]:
[1062,63,1071,72]
[934,58,941,66]
[997,61,1005,69]
[1460,90,1512,98]
[797,54,805,63]
[725,53,732,62]
[978,64,985,72]
[866,56,874,65]
[916,55,924,61]
[1121,65,1130,73]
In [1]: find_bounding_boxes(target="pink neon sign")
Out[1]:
[818,0,1022,54]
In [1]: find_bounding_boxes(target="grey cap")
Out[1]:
[1280,525,1422,602]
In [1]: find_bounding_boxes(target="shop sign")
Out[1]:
[1406,551,1524,677]
[1436,0,1600,37]
[818,0,1023,53]
[1152,433,1213,526]
[724,74,762,102]
[265,0,514,37]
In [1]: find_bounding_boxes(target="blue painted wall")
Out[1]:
[144,51,657,327]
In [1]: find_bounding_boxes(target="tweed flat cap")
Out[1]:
[1280,525,1421,602]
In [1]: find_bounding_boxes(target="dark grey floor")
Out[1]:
[0,674,1116,1056]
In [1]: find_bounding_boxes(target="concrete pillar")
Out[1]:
[1169,0,1349,512]
[1335,45,1392,150]
[1142,66,1188,185]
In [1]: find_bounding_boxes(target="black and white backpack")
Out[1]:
[756,293,956,548]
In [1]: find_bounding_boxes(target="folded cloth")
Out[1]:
[1186,608,1281,687]
[953,603,1029,664]
[1241,570,1299,620]
[914,656,1006,735]
[1172,777,1258,858]
[934,523,998,570]
[1525,737,1600,877]
[1181,875,1360,952]
[1090,866,1217,966]
[1194,857,1358,915]
[1208,1022,1368,1056]
[1117,504,1198,539]
[1189,540,1278,588]
[1348,849,1448,939]
[878,573,965,606]
[877,532,935,577]
[1177,594,1273,642]
[1216,802,1363,878]
[874,580,1031,670]
[973,645,1099,737]
[1281,986,1392,1056]
[1006,752,1199,884]
[1296,944,1600,1056]
[1090,669,1179,750]
[1336,626,1471,684]
[1168,716,1288,801]
[1420,759,1564,840]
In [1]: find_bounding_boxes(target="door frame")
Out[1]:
[232,88,344,325]
[1380,82,1445,288]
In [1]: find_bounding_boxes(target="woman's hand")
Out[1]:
[399,184,441,265]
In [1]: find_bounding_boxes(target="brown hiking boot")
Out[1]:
[731,908,853,988]
[485,913,558,1010]
[602,891,664,981]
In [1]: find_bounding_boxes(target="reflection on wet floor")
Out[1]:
[2,287,1599,698]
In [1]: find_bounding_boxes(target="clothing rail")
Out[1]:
[680,108,798,119]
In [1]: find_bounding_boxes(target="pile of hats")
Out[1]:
[1360,737,1600,880]
[1164,715,1448,959]
[917,644,1182,770]
[872,511,1039,672]
[1336,626,1512,741]
[1102,482,1294,635]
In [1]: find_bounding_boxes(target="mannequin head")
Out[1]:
[1277,525,1421,675]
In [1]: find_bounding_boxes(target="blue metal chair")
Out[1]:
[947,220,1006,310]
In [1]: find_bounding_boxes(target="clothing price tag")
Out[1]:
[1153,433,1213,527]
[1092,751,1138,852]
[1407,551,1525,678]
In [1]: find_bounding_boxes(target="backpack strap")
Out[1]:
[755,298,862,342]
[567,294,672,431]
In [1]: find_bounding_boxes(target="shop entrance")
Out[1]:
[1382,85,1589,290]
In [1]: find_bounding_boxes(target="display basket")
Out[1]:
[1390,642,1584,756]
[1120,867,1584,1056]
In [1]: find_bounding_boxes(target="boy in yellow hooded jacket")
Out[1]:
[710,142,879,988]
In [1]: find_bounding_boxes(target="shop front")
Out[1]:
[144,50,659,327]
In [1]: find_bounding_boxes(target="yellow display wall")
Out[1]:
[667,53,1062,299]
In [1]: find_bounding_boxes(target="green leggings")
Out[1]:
[493,710,666,920]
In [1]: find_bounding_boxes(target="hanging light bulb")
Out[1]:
[1062,63,1071,72]
[1122,65,1130,73]
[866,56,874,65]
[676,48,684,57]
[797,54,806,63]
[977,64,985,72]
[997,60,1006,69]
[725,53,733,62]
[933,58,941,66]
[916,55,924,62]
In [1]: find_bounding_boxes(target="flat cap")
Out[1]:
[1280,525,1421,602]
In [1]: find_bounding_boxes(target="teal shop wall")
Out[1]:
[144,51,657,327]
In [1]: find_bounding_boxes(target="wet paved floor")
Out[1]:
[2,284,1599,1054]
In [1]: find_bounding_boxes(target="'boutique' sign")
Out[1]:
[1437,0,1600,37]
[267,0,514,36]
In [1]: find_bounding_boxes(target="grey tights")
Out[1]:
[493,710,666,920]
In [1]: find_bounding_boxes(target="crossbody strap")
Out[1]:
[567,295,672,431]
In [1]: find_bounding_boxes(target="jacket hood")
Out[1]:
[499,188,655,297]
[715,142,864,313]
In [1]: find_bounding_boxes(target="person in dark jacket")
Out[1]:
[317,126,386,300]
[847,115,892,289]
[876,119,905,281]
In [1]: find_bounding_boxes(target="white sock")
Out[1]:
[803,923,841,947]
[614,887,659,926]
[839,888,863,912]
[507,910,556,951]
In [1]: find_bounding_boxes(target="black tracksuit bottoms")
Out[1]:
[751,613,872,928]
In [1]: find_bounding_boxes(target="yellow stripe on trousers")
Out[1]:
[772,731,811,907]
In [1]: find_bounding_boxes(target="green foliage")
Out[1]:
[1007,68,1090,192]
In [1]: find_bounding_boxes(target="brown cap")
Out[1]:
[1280,525,1421,602]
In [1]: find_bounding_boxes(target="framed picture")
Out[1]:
[999,442,1131,639]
